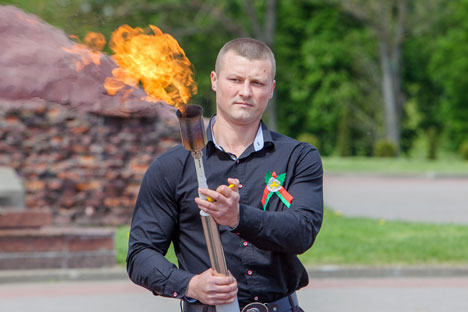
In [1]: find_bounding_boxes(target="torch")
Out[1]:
[177,105,240,312]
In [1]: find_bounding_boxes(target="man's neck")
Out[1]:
[212,116,260,158]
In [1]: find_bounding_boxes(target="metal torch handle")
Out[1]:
[192,152,239,312]
[192,151,229,275]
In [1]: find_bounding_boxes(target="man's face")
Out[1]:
[211,50,276,126]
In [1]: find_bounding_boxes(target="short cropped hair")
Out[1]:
[215,38,276,79]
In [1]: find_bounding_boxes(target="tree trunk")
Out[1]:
[379,39,400,151]
[263,0,277,130]
[245,0,278,131]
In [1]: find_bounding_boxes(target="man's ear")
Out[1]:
[269,80,276,99]
[210,71,217,92]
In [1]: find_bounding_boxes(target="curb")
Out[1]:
[324,172,468,179]
[0,266,128,284]
[307,265,468,278]
[1,265,468,284]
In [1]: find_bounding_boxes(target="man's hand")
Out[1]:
[186,268,238,306]
[196,178,240,228]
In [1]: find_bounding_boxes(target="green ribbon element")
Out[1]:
[277,191,291,208]
[263,190,291,210]
[263,191,274,210]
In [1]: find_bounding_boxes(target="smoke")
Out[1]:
[0,5,175,119]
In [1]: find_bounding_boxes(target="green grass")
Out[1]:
[115,156,468,266]
[114,226,130,265]
[322,156,468,176]
[299,209,468,265]
[115,226,177,265]
[115,209,468,266]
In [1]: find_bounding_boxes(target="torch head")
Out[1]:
[176,104,207,152]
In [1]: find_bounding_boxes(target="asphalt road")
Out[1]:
[1,174,467,311]
[323,173,468,224]
[1,277,468,312]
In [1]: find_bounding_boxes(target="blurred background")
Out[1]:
[0,1,467,311]
[3,0,468,159]
[2,0,468,157]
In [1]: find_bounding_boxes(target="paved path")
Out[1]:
[323,174,468,224]
[1,173,467,311]
[1,277,468,312]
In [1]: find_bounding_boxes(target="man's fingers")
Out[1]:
[199,188,222,202]
[227,178,240,191]
[213,275,235,286]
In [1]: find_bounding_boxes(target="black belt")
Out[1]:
[182,292,301,312]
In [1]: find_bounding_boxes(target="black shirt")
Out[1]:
[127,118,323,306]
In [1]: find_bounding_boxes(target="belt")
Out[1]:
[182,292,301,312]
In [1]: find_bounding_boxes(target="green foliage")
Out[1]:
[336,105,352,156]
[2,0,467,158]
[426,126,438,160]
[373,139,397,158]
[403,21,444,158]
[426,0,468,150]
[297,133,320,151]
[276,1,378,156]
[459,140,468,160]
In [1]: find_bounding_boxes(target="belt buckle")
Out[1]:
[241,302,268,312]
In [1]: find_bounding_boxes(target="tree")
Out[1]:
[275,1,380,156]
[327,0,447,155]
[106,0,280,129]
[328,0,409,153]
[427,0,468,151]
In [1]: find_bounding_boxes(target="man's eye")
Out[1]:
[230,78,241,82]
[252,81,264,86]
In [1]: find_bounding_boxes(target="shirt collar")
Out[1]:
[206,115,272,153]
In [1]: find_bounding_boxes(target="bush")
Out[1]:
[459,140,468,160]
[374,139,397,157]
[297,133,320,150]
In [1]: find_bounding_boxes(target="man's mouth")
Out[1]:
[234,101,253,107]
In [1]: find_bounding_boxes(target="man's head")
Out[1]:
[211,38,276,127]
[215,38,276,81]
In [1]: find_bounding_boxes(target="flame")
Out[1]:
[63,24,196,109]
[105,25,197,109]
[84,32,107,52]
[62,44,101,72]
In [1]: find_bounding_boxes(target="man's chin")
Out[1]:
[229,113,260,126]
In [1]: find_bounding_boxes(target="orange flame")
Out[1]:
[84,32,107,52]
[62,43,101,72]
[104,25,197,109]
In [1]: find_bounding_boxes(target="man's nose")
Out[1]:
[239,81,252,98]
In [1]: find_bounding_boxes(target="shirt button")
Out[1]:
[243,241,248,247]
[254,296,259,301]
[247,270,253,276]
[236,159,240,164]
[172,291,178,297]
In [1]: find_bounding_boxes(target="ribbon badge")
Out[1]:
[261,171,294,210]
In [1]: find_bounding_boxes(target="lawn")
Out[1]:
[116,156,468,266]
[322,156,468,176]
[299,209,468,265]
[115,208,468,266]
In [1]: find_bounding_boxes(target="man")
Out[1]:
[127,38,323,312]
